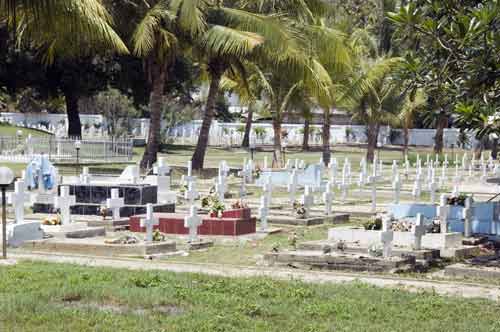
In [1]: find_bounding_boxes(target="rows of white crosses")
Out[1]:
[4,152,496,249]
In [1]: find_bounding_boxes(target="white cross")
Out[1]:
[262,177,272,203]
[141,203,159,242]
[154,157,171,176]
[215,176,227,203]
[322,181,334,215]
[287,170,299,203]
[8,179,30,224]
[463,196,473,237]
[184,181,199,206]
[380,214,393,258]
[258,195,269,232]
[106,188,124,220]
[369,175,377,213]
[181,160,196,186]
[412,213,426,250]
[80,167,90,184]
[301,186,314,219]
[54,186,76,225]
[184,205,202,242]
[428,180,438,204]
[330,158,338,185]
[238,162,252,183]
[392,174,401,204]
[412,174,422,201]
[437,194,449,233]
[285,159,293,171]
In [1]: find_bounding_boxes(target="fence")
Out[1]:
[0,136,133,163]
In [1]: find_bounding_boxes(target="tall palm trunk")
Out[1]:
[403,124,409,157]
[434,111,448,154]
[192,61,224,170]
[366,121,380,163]
[63,88,82,139]
[492,138,498,160]
[140,60,166,170]
[302,118,310,151]
[241,104,253,148]
[322,109,331,165]
[272,116,283,168]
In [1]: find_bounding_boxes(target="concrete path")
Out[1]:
[8,252,500,302]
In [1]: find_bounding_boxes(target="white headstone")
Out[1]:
[287,170,299,203]
[437,194,449,233]
[258,195,269,232]
[322,181,334,215]
[184,205,202,242]
[380,214,394,258]
[140,203,159,242]
[8,180,30,224]
[301,186,314,219]
[412,213,426,250]
[54,186,76,225]
[106,188,124,220]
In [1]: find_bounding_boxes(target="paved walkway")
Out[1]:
[9,252,500,302]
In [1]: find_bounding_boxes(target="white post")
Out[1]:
[184,205,202,242]
[437,194,449,233]
[140,203,159,242]
[258,195,270,232]
[380,214,394,258]
[301,186,314,219]
[412,213,426,250]
[322,181,334,215]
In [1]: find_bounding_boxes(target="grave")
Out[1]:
[129,208,257,236]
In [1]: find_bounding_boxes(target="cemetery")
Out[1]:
[1,1,499,330]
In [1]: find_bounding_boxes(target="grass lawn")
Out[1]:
[0,123,52,138]
[1,261,500,332]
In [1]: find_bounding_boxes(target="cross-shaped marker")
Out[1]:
[140,203,159,242]
[412,213,426,250]
[215,176,227,202]
[258,195,269,232]
[54,186,76,225]
[437,194,449,233]
[380,215,394,258]
[322,182,334,215]
[392,174,401,204]
[8,179,30,224]
[106,188,124,220]
[184,179,199,204]
[181,160,196,186]
[154,157,171,176]
[301,186,314,219]
[287,170,299,203]
[184,205,202,242]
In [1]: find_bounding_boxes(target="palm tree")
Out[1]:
[190,7,299,170]
[131,0,182,169]
[398,89,426,156]
[348,56,403,162]
[1,0,128,138]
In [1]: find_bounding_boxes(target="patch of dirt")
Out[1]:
[60,301,184,316]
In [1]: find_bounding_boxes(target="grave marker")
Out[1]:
[54,186,76,225]
[301,186,314,219]
[8,179,30,224]
[141,203,159,242]
[184,205,202,242]
[322,181,334,215]
[106,188,124,220]
[412,213,426,250]
[380,215,394,258]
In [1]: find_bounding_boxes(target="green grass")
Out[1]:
[0,123,51,138]
[1,261,500,332]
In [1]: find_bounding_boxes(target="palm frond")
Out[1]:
[201,25,264,58]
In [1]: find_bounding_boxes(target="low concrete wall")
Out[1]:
[328,227,463,249]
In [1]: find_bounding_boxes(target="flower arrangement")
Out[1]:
[231,200,248,209]
[99,206,109,220]
[41,214,62,225]
[201,195,225,217]
[292,200,306,219]
[152,229,165,242]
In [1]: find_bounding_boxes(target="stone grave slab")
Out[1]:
[39,222,106,239]
[299,240,440,261]
[22,237,176,257]
[3,222,44,247]
[265,250,416,273]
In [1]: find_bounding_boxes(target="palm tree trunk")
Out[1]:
[322,109,331,165]
[272,116,283,168]
[302,118,310,151]
[492,138,498,160]
[64,89,82,139]
[434,111,448,154]
[140,61,166,170]
[241,104,253,148]
[366,122,379,163]
[403,125,409,156]
[192,61,224,170]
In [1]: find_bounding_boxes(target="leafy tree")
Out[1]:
[389,1,500,153]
